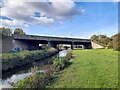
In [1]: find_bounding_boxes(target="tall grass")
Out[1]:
[14,49,73,88]
[2,50,57,71]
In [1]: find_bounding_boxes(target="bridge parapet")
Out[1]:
[13,35,91,43]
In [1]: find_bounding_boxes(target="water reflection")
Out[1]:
[1,70,46,88]
[58,50,67,57]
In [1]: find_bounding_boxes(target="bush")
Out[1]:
[14,73,47,88]
[53,49,74,71]
[14,66,52,89]
[66,49,74,60]
[53,57,68,70]
[13,49,74,88]
[2,50,57,71]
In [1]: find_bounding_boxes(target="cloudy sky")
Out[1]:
[0,0,118,38]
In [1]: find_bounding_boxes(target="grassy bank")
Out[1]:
[48,49,118,88]
[2,50,57,72]
[14,49,73,88]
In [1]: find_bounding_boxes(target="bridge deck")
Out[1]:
[13,35,91,43]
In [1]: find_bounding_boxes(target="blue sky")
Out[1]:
[1,1,118,39]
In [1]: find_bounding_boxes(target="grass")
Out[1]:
[48,49,118,88]
[2,50,57,71]
[14,50,72,88]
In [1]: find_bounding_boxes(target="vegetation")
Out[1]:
[112,33,120,51]
[0,27,26,38]
[91,33,120,51]
[14,28,26,35]
[2,50,57,72]
[52,57,69,71]
[14,67,50,88]
[48,49,118,88]
[0,27,12,37]
[52,49,73,71]
[14,49,73,88]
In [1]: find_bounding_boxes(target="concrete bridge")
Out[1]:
[2,35,92,52]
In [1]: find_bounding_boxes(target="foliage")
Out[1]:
[53,57,67,70]
[66,48,74,60]
[0,27,26,38]
[14,28,26,35]
[91,33,120,51]
[48,49,118,88]
[91,35,99,41]
[97,34,107,40]
[107,41,113,49]
[14,72,47,89]
[53,49,73,70]
[14,49,73,88]
[99,37,111,46]
[2,50,57,71]
[112,33,120,51]
[0,27,12,37]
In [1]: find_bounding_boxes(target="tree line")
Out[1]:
[0,27,26,37]
[1,27,120,51]
[91,33,120,51]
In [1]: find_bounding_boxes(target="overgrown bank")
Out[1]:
[2,50,57,72]
[14,49,74,88]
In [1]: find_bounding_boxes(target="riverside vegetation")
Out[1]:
[13,49,74,88]
[2,50,57,72]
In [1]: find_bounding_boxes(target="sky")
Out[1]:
[0,0,119,39]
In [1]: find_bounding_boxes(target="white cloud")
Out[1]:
[113,0,120,2]
[1,0,83,27]
[33,17,54,25]
[0,19,29,28]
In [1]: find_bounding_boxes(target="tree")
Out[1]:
[112,33,120,51]
[14,28,26,35]
[107,41,113,49]
[91,35,98,41]
[98,35,107,40]
[100,37,111,46]
[0,27,12,37]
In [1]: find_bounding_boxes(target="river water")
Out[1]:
[0,50,67,89]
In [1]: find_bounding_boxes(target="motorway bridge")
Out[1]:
[2,35,92,52]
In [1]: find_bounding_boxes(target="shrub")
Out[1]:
[53,57,67,70]
[66,49,74,59]
[13,49,74,88]
[53,49,73,70]
[14,67,52,88]
[2,50,57,71]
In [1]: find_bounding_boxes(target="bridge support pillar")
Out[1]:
[71,42,74,50]
[48,41,57,49]
[83,42,92,49]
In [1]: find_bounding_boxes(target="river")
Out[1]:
[0,50,67,88]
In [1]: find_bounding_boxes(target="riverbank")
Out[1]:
[48,49,118,88]
[13,49,73,88]
[2,50,58,72]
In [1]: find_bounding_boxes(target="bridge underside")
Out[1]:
[2,36,92,52]
[13,39,92,51]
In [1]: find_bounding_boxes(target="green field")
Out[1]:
[48,49,118,88]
